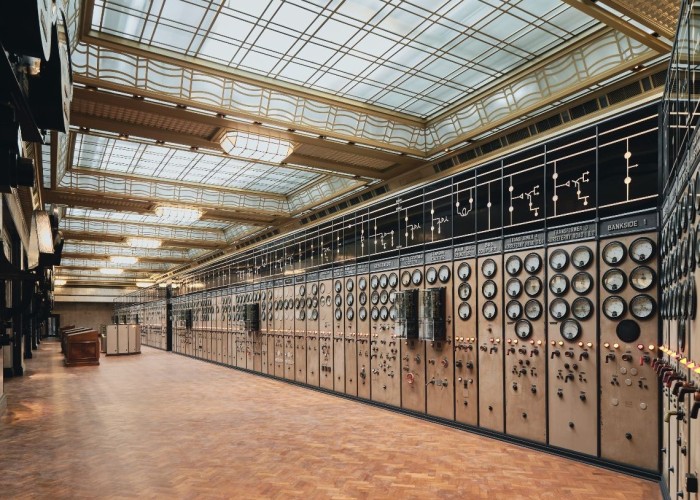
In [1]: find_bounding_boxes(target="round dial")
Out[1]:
[458,302,472,320]
[345,279,353,292]
[298,310,305,321]
[389,273,399,288]
[549,298,569,319]
[524,299,542,320]
[506,300,522,319]
[524,253,542,273]
[549,249,569,271]
[380,290,389,304]
[320,283,326,295]
[411,269,423,286]
[457,262,471,280]
[679,314,686,352]
[482,280,497,299]
[525,276,542,297]
[602,241,627,265]
[481,258,496,278]
[482,301,497,319]
[630,237,656,263]
[389,306,397,321]
[630,294,656,320]
[346,293,354,306]
[602,268,627,293]
[572,272,593,295]
[401,271,411,287]
[335,309,342,321]
[571,246,593,270]
[458,282,472,300]
[379,306,389,321]
[602,295,627,319]
[319,296,326,307]
[299,285,306,296]
[506,255,522,276]
[571,297,593,320]
[389,291,397,304]
[379,274,388,289]
[359,292,367,305]
[630,266,656,292]
[515,319,532,340]
[371,308,379,321]
[548,274,569,296]
[426,267,438,285]
[313,297,318,308]
[311,310,318,321]
[326,295,331,305]
[346,307,354,321]
[506,278,522,298]
[359,277,367,291]
[359,307,367,321]
[312,284,318,295]
[295,299,301,309]
[335,295,342,307]
[438,265,451,283]
[371,276,379,290]
[371,291,379,305]
[335,281,342,293]
[560,319,582,341]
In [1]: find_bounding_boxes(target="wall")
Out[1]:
[52,302,114,331]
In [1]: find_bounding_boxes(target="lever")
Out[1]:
[530,348,539,357]
[664,409,684,422]
[640,355,651,366]
[551,350,560,359]
[579,351,589,361]
[507,347,515,356]
[692,402,700,419]
[605,353,616,363]
[672,380,686,396]
[666,374,683,388]
[679,385,698,403]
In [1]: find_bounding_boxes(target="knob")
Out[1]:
[625,433,632,440]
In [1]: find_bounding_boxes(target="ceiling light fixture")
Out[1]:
[220,130,294,163]
[54,278,67,286]
[110,256,138,265]
[135,281,153,288]
[154,205,202,223]
[99,268,124,275]
[126,237,162,249]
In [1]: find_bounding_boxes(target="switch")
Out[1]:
[686,474,698,494]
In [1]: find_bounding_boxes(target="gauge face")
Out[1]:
[311,310,318,321]
[319,296,326,307]
[602,241,627,265]
[345,279,353,292]
[602,268,626,293]
[515,319,532,340]
[458,282,472,300]
[359,307,367,321]
[295,299,301,309]
[380,306,389,321]
[371,276,380,290]
[506,255,522,276]
[524,253,542,273]
[389,291,397,304]
[629,266,655,291]
[320,283,326,295]
[411,269,423,286]
[371,291,379,305]
[569,246,593,270]
[312,284,318,295]
[379,274,388,289]
[389,273,399,288]
[560,319,581,341]
[299,285,306,296]
[380,290,389,304]
[549,249,569,271]
[548,274,569,296]
[359,277,367,291]
[371,307,379,321]
[482,301,497,319]
[389,306,397,321]
[335,309,342,321]
[571,297,593,320]
[346,307,354,321]
[335,295,342,307]
[602,295,627,319]
[506,278,522,298]
[438,265,451,283]
[482,280,497,298]
[506,300,522,319]
[524,276,542,297]
[447,301,466,323]
[426,267,438,285]
[458,262,471,280]
[334,281,341,293]
[524,299,542,320]
[630,294,656,320]
[549,298,569,319]
[359,292,367,305]
[481,258,497,277]
[572,272,593,295]
[629,237,655,263]
[401,271,411,287]
[346,293,354,306]
[298,310,305,321]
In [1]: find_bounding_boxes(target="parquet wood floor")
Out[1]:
[0,340,660,499]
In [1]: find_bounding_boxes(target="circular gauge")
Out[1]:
[335,295,342,307]
[311,310,318,321]
[380,290,389,305]
[345,279,353,292]
[295,298,301,309]
[506,255,523,276]
[506,278,522,298]
[359,307,367,321]
[689,227,697,270]
[524,253,542,273]
[298,310,305,321]
[616,319,641,343]
[426,267,438,285]
[306,298,312,308]
[549,298,569,319]
[680,239,688,277]
[525,276,542,297]
[335,280,342,293]
[571,246,594,269]
[326,295,331,305]
[602,295,627,319]
[679,316,687,352]
[320,296,326,307]
[401,271,411,287]
[602,241,627,265]
[438,265,451,283]
[379,274,388,289]
[506,300,522,320]
[548,274,569,296]
[389,272,399,288]
[261,312,267,321]
[572,272,593,295]
[335,309,342,321]
[515,319,532,340]
[389,291,397,304]
[346,292,354,306]
[359,277,367,291]
[458,282,472,300]
[629,266,656,291]
[359,292,367,305]
[630,294,656,320]
[691,184,697,225]
[682,196,689,232]
[389,306,397,321]
[411,269,423,286]
[346,307,354,321]
[458,302,472,320]
[299,286,306,297]
[481,258,497,277]
[371,276,379,290]
[274,301,280,310]
[524,299,542,320]
[320,283,326,295]
[482,301,497,319]
[560,319,582,341]
[380,306,389,321]
[629,237,656,263]
[688,278,697,319]
[371,291,379,305]
[549,249,569,271]
[482,280,497,299]
[602,268,626,293]
[371,307,379,321]
[457,262,472,280]
[571,297,593,320]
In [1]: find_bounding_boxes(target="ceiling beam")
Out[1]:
[62,252,191,265]
[595,0,675,40]
[61,230,227,250]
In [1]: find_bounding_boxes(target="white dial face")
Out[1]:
[506,256,522,276]
[506,278,522,298]
[572,297,593,320]
[515,319,532,339]
[572,272,593,295]
[346,293,354,306]
[320,283,326,294]
[335,295,342,307]
[311,310,318,320]
[346,308,354,321]
[525,299,542,320]
[401,271,411,287]
[603,241,626,265]
[602,269,626,292]
[335,309,342,321]
[371,291,379,305]
[481,259,496,277]
[482,280,497,298]
[371,308,379,321]
[571,246,593,269]
[458,302,471,320]
[482,301,497,319]
[426,267,438,284]
[320,296,326,307]
[438,265,451,283]
[299,285,306,296]
[380,306,389,321]
[379,274,388,288]
[389,273,399,288]
[525,276,542,297]
[389,291,396,304]
[549,274,569,295]
[458,262,471,280]
[411,269,423,286]
[549,249,568,271]
[458,282,472,300]
[560,319,581,340]
[359,278,367,290]
[312,284,318,295]
[371,276,379,289]
[549,298,568,319]
[630,266,655,291]
[603,296,626,319]
[335,281,342,293]
[630,294,655,319]
[380,290,389,304]
[389,306,397,320]
[345,279,353,292]
[524,253,542,273]
[359,308,367,321]
[630,237,655,263]
[359,292,367,305]
[506,300,522,319]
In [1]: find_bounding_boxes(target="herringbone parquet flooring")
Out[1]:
[0,340,660,499]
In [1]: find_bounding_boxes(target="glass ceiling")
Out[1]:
[64,208,231,230]
[61,257,172,271]
[62,241,207,260]
[91,0,598,117]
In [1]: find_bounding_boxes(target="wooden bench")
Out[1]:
[64,329,100,367]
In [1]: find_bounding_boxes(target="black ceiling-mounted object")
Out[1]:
[0,0,53,62]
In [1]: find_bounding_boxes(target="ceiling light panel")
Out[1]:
[64,208,230,229]
[61,257,170,271]
[220,130,294,163]
[62,242,206,260]
[60,218,226,243]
